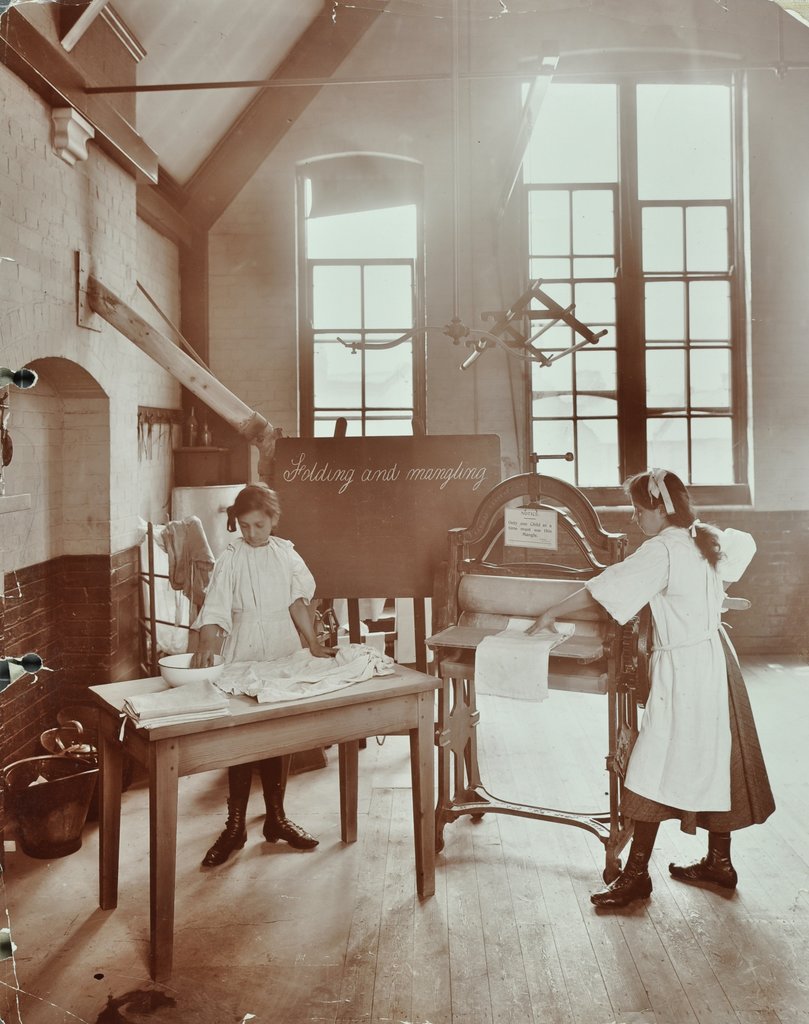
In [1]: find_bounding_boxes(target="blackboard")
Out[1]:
[273,435,501,597]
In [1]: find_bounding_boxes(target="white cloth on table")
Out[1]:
[122,681,230,730]
[191,536,315,663]
[585,525,756,811]
[475,621,575,702]
[216,643,396,704]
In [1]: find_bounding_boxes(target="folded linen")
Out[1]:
[122,680,230,729]
[216,643,396,704]
[475,623,575,702]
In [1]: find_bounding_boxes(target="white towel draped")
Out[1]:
[474,623,575,702]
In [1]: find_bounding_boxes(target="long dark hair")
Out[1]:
[226,484,282,533]
[625,470,720,568]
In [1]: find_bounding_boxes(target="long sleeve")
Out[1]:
[585,538,670,625]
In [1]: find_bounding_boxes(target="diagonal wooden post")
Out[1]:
[87,275,279,482]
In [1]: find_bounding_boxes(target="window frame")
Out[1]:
[524,73,750,506]
[297,168,426,439]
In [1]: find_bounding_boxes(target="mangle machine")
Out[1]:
[428,469,650,882]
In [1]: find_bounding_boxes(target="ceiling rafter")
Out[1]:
[177,1,389,230]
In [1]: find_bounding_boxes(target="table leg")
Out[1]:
[98,714,123,910]
[149,739,180,982]
[409,690,436,898]
[338,741,359,844]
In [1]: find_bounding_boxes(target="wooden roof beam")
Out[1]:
[181,1,388,230]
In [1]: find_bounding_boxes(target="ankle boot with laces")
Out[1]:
[263,787,318,850]
[669,830,737,890]
[201,799,248,866]
[591,852,653,908]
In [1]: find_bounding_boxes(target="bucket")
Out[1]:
[2,755,99,858]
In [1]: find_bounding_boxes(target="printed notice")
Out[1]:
[504,507,558,550]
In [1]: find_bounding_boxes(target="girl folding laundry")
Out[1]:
[190,484,334,866]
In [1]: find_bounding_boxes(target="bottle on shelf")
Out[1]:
[201,415,212,448]
[186,406,198,448]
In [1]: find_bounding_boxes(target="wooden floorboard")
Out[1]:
[2,658,808,1023]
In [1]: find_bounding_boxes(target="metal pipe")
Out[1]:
[83,61,809,94]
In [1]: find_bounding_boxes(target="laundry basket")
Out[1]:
[2,755,98,858]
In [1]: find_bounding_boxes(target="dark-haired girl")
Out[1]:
[191,484,333,866]
[529,468,775,907]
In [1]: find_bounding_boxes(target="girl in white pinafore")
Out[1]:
[531,469,774,908]
[191,484,333,867]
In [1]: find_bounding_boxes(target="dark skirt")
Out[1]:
[621,632,776,835]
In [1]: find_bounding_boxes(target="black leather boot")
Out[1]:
[259,756,319,850]
[201,797,248,866]
[669,831,737,890]
[591,820,658,908]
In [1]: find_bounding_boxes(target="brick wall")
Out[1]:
[0,60,182,839]
[598,508,809,658]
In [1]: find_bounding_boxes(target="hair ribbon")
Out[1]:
[689,518,702,537]
[647,467,675,515]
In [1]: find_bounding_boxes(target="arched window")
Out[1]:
[297,154,425,437]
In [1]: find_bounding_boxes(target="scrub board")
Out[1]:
[273,435,501,597]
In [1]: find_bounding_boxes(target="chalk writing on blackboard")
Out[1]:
[282,452,489,493]
[504,507,559,550]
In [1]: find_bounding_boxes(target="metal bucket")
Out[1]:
[2,755,99,859]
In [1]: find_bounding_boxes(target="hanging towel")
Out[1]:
[475,621,575,702]
[216,643,396,704]
[163,516,215,608]
[122,680,230,730]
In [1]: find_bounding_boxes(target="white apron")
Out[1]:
[586,526,756,811]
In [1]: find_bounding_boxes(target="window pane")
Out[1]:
[530,257,570,278]
[532,355,572,416]
[686,207,729,272]
[532,323,572,349]
[529,191,570,256]
[574,282,615,325]
[312,265,361,329]
[314,340,362,407]
[314,412,362,437]
[573,258,616,279]
[363,264,413,329]
[645,282,685,341]
[365,415,413,437]
[690,348,731,408]
[578,420,619,485]
[642,207,683,272]
[691,417,734,483]
[533,420,575,483]
[637,84,732,200]
[572,191,614,254]
[689,281,730,341]
[307,205,417,259]
[646,349,686,408]
[524,83,618,184]
[575,350,616,416]
[647,417,689,479]
[363,342,413,407]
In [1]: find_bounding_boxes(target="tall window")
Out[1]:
[524,79,745,497]
[298,156,425,437]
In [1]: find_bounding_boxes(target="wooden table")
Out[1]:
[89,666,440,981]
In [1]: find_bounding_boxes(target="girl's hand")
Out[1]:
[190,647,217,669]
[525,611,557,635]
[309,640,336,659]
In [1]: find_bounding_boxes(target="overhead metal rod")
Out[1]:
[83,60,809,95]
